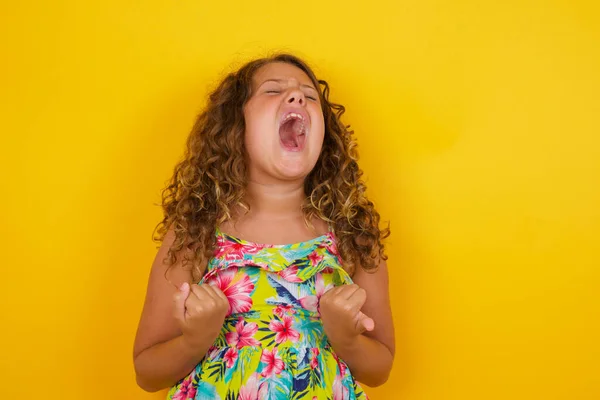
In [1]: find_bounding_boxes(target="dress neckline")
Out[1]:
[215,227,333,249]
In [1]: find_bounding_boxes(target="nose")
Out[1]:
[285,88,306,106]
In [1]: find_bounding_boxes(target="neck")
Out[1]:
[242,179,306,218]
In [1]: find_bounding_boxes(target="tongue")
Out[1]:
[279,119,304,148]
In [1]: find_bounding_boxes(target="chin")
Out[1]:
[274,158,318,181]
[275,166,313,181]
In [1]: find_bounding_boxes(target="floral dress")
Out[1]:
[166,228,368,400]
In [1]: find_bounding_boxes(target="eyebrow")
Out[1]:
[258,79,318,92]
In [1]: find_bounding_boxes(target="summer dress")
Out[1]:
[166,228,368,400]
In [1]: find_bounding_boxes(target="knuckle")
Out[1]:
[333,297,345,307]
[204,299,216,310]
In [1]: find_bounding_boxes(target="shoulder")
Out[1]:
[152,227,197,286]
[352,257,389,286]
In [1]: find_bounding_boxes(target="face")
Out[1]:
[243,62,325,183]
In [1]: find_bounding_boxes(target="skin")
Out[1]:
[133,62,395,392]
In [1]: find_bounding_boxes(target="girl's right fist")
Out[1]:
[174,282,229,350]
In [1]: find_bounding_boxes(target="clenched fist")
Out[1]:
[319,284,375,347]
[174,282,229,351]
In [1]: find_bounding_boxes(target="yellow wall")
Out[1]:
[2,1,599,399]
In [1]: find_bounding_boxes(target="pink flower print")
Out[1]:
[260,348,285,377]
[214,236,244,259]
[308,251,323,266]
[279,265,303,283]
[209,268,254,314]
[239,373,261,400]
[173,375,196,400]
[310,347,320,369]
[316,273,335,297]
[299,295,318,312]
[333,352,348,377]
[273,304,295,318]
[299,273,332,312]
[333,375,349,400]
[225,319,260,348]
[207,346,220,360]
[223,347,238,368]
[268,315,300,344]
[323,239,343,264]
[215,235,264,260]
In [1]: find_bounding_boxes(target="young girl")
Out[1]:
[133,53,395,399]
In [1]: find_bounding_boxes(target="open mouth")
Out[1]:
[279,112,307,151]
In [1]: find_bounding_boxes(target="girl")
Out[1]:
[133,53,395,399]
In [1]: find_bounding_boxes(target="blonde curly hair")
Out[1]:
[153,53,389,282]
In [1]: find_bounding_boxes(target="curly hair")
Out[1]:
[153,53,390,282]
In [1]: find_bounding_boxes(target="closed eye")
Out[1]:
[266,90,281,94]
[306,95,318,101]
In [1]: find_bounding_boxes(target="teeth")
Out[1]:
[282,112,305,123]
[299,123,306,135]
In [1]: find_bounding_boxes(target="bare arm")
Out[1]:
[326,260,395,387]
[133,229,223,392]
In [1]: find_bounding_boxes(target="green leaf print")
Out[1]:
[296,316,323,346]
[206,359,226,381]
[332,268,347,286]
[258,371,294,400]
[309,363,323,389]
[290,389,310,399]
[195,381,220,400]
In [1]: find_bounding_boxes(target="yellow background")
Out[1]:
[1,1,599,399]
